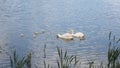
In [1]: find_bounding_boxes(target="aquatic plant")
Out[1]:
[43,44,53,68]
[56,47,79,68]
[88,60,94,68]
[6,32,120,68]
[108,32,120,68]
[43,44,46,58]
[10,50,31,68]
[43,46,80,68]
[44,60,52,68]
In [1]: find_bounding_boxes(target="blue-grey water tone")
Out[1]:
[0,0,120,67]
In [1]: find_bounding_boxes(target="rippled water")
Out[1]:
[0,0,120,67]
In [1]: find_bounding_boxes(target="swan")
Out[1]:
[73,32,85,39]
[57,33,73,40]
[20,33,24,37]
[69,29,85,40]
[33,32,39,38]
[41,30,45,34]
[34,32,39,35]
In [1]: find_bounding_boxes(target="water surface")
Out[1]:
[0,0,120,67]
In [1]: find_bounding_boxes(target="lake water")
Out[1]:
[0,0,120,67]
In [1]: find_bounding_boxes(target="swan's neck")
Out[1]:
[69,29,74,35]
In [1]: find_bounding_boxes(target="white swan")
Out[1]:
[73,32,85,39]
[33,32,39,38]
[34,32,39,35]
[57,33,73,40]
[20,33,24,37]
[41,30,45,34]
[69,29,85,40]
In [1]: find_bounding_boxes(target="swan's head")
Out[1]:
[56,34,61,38]
[80,35,85,40]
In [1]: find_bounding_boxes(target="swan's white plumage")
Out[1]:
[73,32,84,39]
[33,32,39,38]
[57,33,73,40]
[20,33,24,37]
[34,32,39,35]
[56,29,85,40]
[69,29,85,40]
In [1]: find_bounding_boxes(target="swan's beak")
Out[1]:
[56,35,59,38]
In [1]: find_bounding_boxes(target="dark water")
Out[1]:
[0,0,120,67]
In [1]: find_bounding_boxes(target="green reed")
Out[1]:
[107,32,120,68]
[43,44,46,58]
[43,44,53,68]
[10,50,31,68]
[7,32,120,68]
[88,60,94,68]
[43,46,80,68]
[57,47,79,68]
